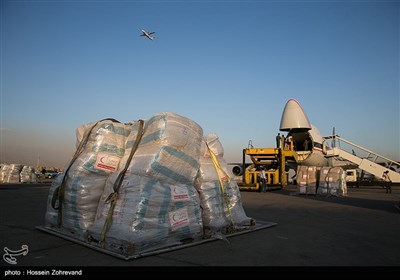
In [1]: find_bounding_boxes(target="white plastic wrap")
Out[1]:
[44,120,131,236]
[20,165,37,183]
[0,164,9,183]
[89,173,203,255]
[317,167,330,195]
[318,167,347,196]
[296,165,317,194]
[203,133,224,157]
[45,174,64,228]
[0,164,22,183]
[195,134,254,236]
[43,114,257,256]
[125,112,203,185]
[196,180,230,231]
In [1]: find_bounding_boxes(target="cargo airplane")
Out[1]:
[279,98,330,168]
[232,98,351,177]
[231,98,400,185]
[140,29,155,40]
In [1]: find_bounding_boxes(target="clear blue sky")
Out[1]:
[1,0,399,168]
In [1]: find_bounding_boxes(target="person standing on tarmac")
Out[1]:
[382,170,392,194]
[258,167,267,193]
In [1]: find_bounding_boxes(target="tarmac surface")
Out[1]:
[1,182,399,272]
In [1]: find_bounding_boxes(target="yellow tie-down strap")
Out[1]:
[205,142,235,228]
[99,119,145,245]
[51,118,122,228]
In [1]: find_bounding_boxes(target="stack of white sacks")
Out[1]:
[0,164,37,184]
[20,165,37,183]
[0,164,23,183]
[195,133,254,237]
[45,112,253,255]
[45,120,132,238]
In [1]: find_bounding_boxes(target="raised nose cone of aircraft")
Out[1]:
[279,99,312,131]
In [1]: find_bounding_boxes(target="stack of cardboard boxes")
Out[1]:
[297,165,347,197]
[296,166,318,195]
[318,167,347,196]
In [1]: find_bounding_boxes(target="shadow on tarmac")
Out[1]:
[0,182,399,268]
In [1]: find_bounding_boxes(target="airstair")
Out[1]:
[324,135,400,183]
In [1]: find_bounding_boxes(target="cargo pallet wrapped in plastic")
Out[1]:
[20,165,37,183]
[39,113,274,259]
[296,165,318,195]
[87,113,205,255]
[318,167,347,197]
[0,163,23,184]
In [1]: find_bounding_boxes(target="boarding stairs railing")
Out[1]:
[324,135,400,183]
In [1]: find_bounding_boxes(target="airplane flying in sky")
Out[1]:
[140,29,155,40]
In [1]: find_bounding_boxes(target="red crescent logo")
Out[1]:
[100,156,105,163]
